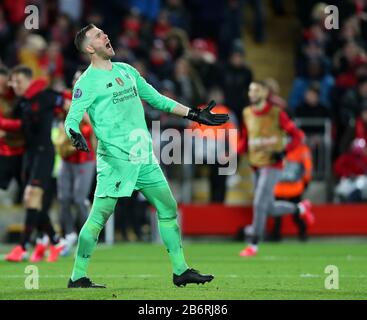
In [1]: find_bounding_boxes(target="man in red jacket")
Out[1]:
[0,66,24,197]
[334,138,367,178]
[238,81,315,257]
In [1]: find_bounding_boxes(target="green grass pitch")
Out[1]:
[0,240,366,300]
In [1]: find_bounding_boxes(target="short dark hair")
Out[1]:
[74,24,96,52]
[10,65,33,79]
[0,65,9,76]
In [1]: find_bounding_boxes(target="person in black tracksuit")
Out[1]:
[0,65,65,262]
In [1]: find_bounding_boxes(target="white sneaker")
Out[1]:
[40,234,50,246]
[60,232,78,256]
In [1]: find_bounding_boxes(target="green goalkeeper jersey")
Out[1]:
[65,62,177,163]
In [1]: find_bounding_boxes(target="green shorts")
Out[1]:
[94,154,169,198]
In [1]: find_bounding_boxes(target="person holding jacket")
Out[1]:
[238,80,315,257]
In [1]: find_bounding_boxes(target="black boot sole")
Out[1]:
[174,276,214,287]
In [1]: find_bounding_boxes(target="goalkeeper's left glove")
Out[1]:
[69,128,89,152]
[184,100,229,126]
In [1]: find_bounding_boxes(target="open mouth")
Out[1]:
[106,42,111,49]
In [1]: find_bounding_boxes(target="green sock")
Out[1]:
[141,185,188,275]
[71,196,117,281]
[158,219,189,275]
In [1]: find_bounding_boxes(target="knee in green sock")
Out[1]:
[141,186,188,275]
[158,199,188,275]
[77,224,101,253]
[158,195,178,220]
[71,196,117,281]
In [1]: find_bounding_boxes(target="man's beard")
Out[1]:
[97,49,115,60]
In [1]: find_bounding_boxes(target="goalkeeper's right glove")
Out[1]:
[69,128,89,152]
[184,100,229,126]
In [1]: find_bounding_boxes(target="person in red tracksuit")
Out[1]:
[0,65,65,263]
[0,66,24,197]
[237,81,315,257]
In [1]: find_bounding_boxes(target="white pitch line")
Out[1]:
[1,254,367,261]
[300,274,321,278]
[0,274,367,279]
[100,255,367,261]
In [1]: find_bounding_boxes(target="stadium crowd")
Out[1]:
[293,0,367,202]
[0,0,253,203]
[0,0,254,259]
[0,0,367,259]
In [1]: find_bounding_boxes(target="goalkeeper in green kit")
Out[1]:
[65,24,229,288]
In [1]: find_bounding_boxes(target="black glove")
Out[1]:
[184,100,229,126]
[271,150,286,162]
[69,128,89,152]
